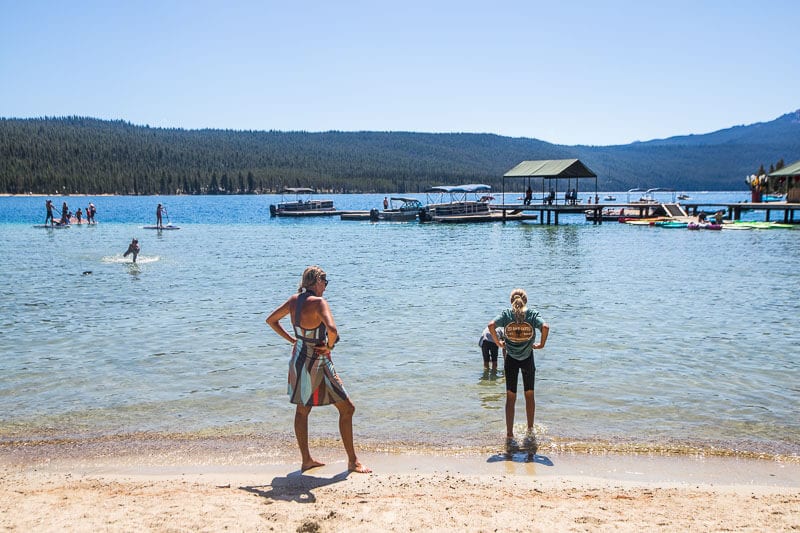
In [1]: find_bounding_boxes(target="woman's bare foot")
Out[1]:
[349,461,371,473]
[301,459,325,472]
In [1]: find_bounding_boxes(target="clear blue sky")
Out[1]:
[2,0,797,146]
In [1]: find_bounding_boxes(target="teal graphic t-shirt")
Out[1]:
[493,308,544,361]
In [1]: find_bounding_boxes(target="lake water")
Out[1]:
[1,192,798,458]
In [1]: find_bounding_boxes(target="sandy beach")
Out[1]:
[2,437,798,532]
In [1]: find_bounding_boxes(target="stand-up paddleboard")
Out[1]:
[33,224,70,228]
[143,224,180,230]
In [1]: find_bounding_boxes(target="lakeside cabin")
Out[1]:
[768,158,800,203]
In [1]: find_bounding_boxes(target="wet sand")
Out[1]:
[2,436,798,531]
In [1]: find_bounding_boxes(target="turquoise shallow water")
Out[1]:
[1,193,798,456]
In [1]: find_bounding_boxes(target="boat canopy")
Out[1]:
[390,196,422,203]
[283,187,315,194]
[427,184,491,193]
[627,187,676,203]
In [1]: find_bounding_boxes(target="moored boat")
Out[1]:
[269,187,336,217]
[418,184,493,222]
[369,197,423,222]
[762,194,786,202]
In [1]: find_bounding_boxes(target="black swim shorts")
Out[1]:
[504,354,535,392]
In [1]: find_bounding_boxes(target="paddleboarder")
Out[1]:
[44,199,55,226]
[156,203,166,229]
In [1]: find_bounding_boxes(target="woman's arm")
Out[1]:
[534,323,549,350]
[318,299,338,349]
[266,298,296,345]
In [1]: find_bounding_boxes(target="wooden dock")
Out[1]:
[494,202,800,225]
[494,203,597,225]
[682,202,800,224]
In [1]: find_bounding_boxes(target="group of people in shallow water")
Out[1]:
[266,266,550,474]
[43,199,148,264]
[44,199,96,226]
[43,200,177,263]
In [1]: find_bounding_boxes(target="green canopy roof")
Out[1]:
[503,159,597,178]
[768,159,800,177]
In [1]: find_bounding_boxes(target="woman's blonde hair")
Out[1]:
[510,288,528,323]
[298,265,326,293]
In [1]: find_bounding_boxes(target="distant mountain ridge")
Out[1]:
[634,110,800,147]
[0,111,798,194]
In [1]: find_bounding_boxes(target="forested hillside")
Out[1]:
[1,111,798,195]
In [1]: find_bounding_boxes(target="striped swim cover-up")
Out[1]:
[287,291,349,406]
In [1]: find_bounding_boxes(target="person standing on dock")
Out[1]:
[524,186,532,205]
[266,265,371,474]
[489,288,549,452]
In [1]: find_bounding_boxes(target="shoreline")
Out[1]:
[2,438,798,531]
[3,431,798,462]
[3,433,799,486]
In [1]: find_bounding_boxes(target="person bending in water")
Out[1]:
[123,238,140,263]
[489,288,549,452]
[266,265,371,474]
[479,326,504,372]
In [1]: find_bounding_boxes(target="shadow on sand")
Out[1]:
[487,452,554,466]
[240,469,351,504]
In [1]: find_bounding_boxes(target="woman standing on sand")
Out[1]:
[266,266,370,474]
[489,288,549,452]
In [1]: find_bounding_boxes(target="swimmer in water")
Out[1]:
[123,238,140,263]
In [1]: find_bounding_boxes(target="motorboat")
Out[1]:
[418,184,493,222]
[762,194,786,202]
[603,195,616,201]
[269,187,336,217]
[369,197,423,221]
